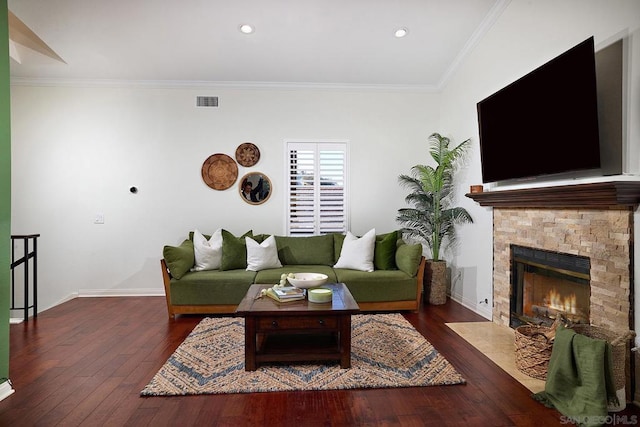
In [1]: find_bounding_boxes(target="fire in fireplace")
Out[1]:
[510,245,590,328]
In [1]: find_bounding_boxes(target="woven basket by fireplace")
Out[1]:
[569,325,635,391]
[514,325,554,380]
[515,323,636,383]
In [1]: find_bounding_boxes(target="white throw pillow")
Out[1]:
[334,228,376,272]
[246,235,283,271]
[192,229,223,271]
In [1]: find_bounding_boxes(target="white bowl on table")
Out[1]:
[286,273,328,289]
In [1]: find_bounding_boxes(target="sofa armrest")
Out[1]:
[160,259,176,319]
[416,256,426,304]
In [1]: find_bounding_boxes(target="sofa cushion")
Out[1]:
[246,235,283,271]
[374,230,398,270]
[169,269,256,305]
[220,229,253,271]
[334,269,417,302]
[255,265,338,284]
[334,229,376,272]
[192,228,223,271]
[395,242,423,277]
[163,239,194,279]
[274,234,334,266]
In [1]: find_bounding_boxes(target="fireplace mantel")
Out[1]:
[465,181,640,208]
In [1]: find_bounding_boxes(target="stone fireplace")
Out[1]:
[467,181,640,332]
[467,181,640,399]
[493,207,633,332]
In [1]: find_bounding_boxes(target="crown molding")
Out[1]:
[437,0,511,90]
[10,77,439,93]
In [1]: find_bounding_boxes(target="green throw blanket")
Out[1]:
[533,325,618,427]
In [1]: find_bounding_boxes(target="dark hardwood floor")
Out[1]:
[0,297,638,426]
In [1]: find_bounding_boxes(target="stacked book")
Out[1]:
[265,286,306,303]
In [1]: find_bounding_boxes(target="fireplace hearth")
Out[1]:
[510,245,590,328]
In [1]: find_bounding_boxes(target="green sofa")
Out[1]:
[160,230,425,319]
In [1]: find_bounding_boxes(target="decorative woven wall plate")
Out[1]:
[201,153,238,190]
[235,143,260,167]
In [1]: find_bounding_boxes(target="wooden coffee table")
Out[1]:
[235,283,360,371]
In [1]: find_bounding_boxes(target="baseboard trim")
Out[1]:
[78,288,165,297]
[56,292,79,306]
[449,294,492,320]
[13,291,164,318]
[0,380,15,402]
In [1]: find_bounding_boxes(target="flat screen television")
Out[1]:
[477,37,601,184]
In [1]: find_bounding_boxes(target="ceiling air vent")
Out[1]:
[196,96,219,107]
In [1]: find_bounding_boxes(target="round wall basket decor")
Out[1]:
[235,142,260,167]
[201,153,238,190]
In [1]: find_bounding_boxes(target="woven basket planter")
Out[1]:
[425,260,447,305]
[514,325,554,380]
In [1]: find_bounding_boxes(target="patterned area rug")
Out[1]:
[141,313,465,396]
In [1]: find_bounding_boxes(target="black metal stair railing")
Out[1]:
[10,234,40,321]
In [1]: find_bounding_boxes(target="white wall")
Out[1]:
[10,0,640,321]
[439,0,640,319]
[10,84,440,311]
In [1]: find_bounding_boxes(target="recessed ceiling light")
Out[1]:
[394,28,408,38]
[239,24,254,34]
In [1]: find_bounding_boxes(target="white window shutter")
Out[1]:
[286,142,348,236]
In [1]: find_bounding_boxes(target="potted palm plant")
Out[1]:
[397,132,473,305]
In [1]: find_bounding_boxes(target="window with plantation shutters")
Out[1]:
[286,142,349,236]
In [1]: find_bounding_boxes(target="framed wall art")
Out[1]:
[239,172,271,205]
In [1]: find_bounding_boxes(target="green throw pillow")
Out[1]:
[374,231,398,270]
[220,229,253,271]
[251,233,269,244]
[333,233,346,264]
[275,234,335,265]
[163,239,194,279]
[395,242,423,276]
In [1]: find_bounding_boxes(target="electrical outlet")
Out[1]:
[94,213,105,224]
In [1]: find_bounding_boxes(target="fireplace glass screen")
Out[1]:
[510,245,590,328]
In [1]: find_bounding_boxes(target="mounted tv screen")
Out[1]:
[477,37,601,183]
